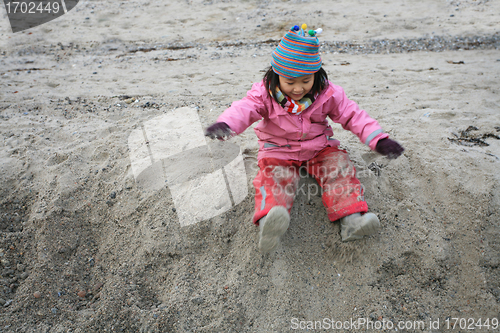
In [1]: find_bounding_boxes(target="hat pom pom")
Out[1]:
[291,24,322,37]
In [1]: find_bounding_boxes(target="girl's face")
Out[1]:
[278,74,315,101]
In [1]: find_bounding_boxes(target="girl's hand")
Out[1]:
[204,122,233,141]
[375,138,405,159]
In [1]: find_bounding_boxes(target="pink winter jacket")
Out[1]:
[217,80,389,161]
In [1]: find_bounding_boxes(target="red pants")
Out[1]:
[252,147,368,224]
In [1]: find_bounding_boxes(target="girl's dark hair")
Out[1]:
[263,67,329,103]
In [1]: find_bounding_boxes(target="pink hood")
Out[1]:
[217,80,388,161]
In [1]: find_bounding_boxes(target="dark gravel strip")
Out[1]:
[4,33,499,59]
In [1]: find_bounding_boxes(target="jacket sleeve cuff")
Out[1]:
[367,131,389,150]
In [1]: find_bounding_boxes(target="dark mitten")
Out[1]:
[204,122,233,140]
[375,138,405,159]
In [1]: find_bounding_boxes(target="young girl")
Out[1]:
[205,24,404,253]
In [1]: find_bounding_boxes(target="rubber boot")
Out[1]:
[340,212,381,242]
[258,206,290,253]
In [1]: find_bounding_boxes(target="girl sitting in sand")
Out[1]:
[205,24,404,253]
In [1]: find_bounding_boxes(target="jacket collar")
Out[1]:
[264,80,335,116]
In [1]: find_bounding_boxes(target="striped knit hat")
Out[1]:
[271,24,323,79]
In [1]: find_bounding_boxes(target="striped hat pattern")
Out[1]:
[271,24,322,79]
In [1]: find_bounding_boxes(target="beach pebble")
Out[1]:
[0,298,5,306]
[33,291,42,298]
[93,282,103,292]
[191,297,204,305]
[109,192,116,199]
[77,290,86,298]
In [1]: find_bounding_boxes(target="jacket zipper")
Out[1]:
[298,114,306,140]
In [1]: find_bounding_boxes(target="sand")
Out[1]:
[1,0,499,332]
